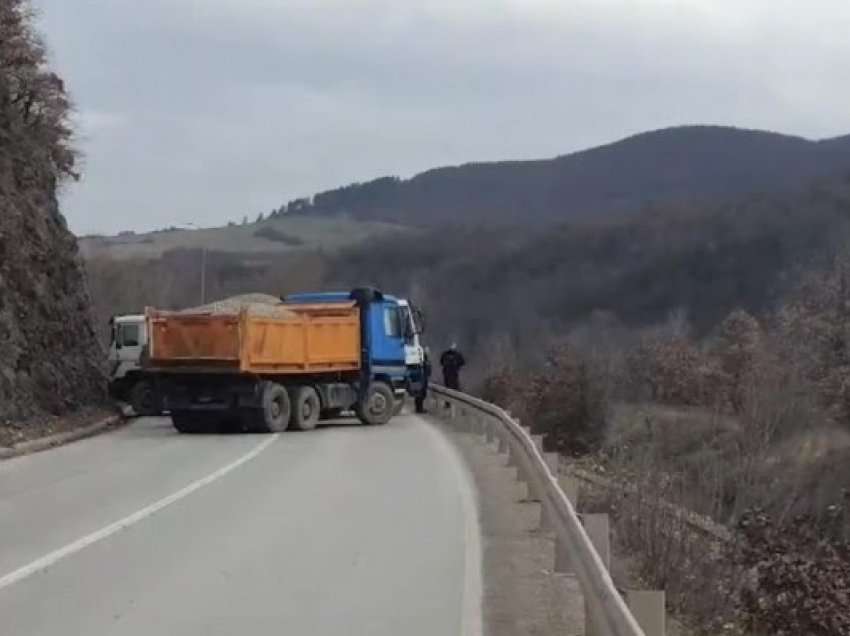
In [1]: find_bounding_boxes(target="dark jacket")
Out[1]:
[439,349,466,372]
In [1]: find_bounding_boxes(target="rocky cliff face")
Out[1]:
[0,162,105,422]
[0,0,105,424]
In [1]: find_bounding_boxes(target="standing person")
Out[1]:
[415,347,431,413]
[440,343,466,391]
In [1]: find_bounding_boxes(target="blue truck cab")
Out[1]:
[284,289,426,409]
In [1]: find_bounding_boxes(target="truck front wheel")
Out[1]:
[289,386,320,431]
[130,381,160,417]
[356,382,395,426]
[257,382,291,433]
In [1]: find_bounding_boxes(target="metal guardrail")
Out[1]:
[430,384,648,636]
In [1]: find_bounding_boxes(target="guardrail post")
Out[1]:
[458,408,469,432]
[539,502,553,531]
[626,590,666,636]
[536,454,560,531]
[497,435,507,454]
[583,513,611,636]
[558,475,580,508]
[531,434,544,452]
[582,513,611,569]
[554,535,573,574]
[484,419,495,443]
[471,413,481,436]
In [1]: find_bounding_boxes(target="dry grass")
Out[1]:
[78,216,415,260]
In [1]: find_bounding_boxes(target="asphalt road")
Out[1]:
[0,414,481,635]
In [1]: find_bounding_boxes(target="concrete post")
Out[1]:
[543,452,558,474]
[627,590,666,636]
[554,535,573,574]
[539,501,554,531]
[459,409,470,433]
[484,420,495,443]
[532,434,544,453]
[583,514,611,636]
[558,475,580,508]
[582,513,610,568]
[497,435,508,454]
[472,415,483,436]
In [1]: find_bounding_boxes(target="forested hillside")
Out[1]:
[87,175,850,379]
[275,126,850,227]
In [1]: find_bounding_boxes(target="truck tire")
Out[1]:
[257,382,291,433]
[130,381,160,417]
[171,411,208,434]
[289,386,320,431]
[356,382,395,426]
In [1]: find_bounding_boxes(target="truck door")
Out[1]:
[115,320,145,373]
[368,301,407,381]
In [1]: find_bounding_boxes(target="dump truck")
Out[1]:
[144,288,426,434]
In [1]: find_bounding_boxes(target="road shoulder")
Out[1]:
[435,420,584,635]
[0,409,123,460]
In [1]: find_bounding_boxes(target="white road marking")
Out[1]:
[422,421,484,636]
[0,434,279,592]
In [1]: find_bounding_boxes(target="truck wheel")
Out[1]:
[172,411,207,434]
[258,382,290,433]
[130,381,160,417]
[289,386,320,431]
[356,382,395,426]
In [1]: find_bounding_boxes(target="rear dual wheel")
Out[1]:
[255,382,321,433]
[288,386,320,431]
[256,381,291,433]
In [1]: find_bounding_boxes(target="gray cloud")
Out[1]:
[34,0,850,234]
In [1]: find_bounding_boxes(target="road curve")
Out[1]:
[0,414,481,635]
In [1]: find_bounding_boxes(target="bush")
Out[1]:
[525,345,610,455]
[626,335,724,407]
[735,508,850,636]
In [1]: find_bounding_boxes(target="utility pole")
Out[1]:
[181,222,207,306]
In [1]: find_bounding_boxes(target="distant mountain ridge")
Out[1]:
[281,125,850,226]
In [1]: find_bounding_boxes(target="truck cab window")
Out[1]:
[119,324,140,347]
[384,306,402,338]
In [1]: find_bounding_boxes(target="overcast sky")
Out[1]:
[34,0,850,235]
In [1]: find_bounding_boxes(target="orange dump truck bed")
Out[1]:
[146,302,361,374]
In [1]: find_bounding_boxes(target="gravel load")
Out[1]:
[174,293,298,319]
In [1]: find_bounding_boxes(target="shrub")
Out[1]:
[735,508,850,636]
[525,345,610,455]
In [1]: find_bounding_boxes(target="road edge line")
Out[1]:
[422,419,484,636]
